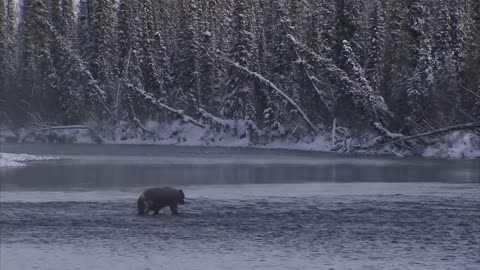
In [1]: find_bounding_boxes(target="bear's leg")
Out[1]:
[169,204,179,214]
[152,204,166,215]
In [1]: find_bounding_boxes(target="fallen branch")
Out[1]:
[222,57,318,134]
[133,117,155,135]
[380,122,480,146]
[132,87,206,128]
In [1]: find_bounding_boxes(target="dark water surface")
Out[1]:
[1,143,479,270]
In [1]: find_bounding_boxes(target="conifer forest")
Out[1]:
[0,0,479,155]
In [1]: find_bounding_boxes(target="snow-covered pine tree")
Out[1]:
[78,0,117,112]
[382,0,408,119]
[250,0,282,137]
[365,0,386,95]
[333,0,361,64]
[0,0,6,96]
[222,0,259,141]
[432,2,468,123]
[270,0,317,138]
[59,0,75,38]
[305,0,333,55]
[5,0,12,35]
[0,0,15,116]
[0,0,5,59]
[470,0,480,118]
[116,0,141,121]
[270,0,300,106]
[0,0,15,111]
[16,0,60,119]
[198,0,221,115]
[50,0,62,33]
[174,0,202,117]
[47,0,84,123]
[300,0,338,123]
[139,0,166,104]
[405,1,434,127]
[382,0,434,131]
[152,0,174,105]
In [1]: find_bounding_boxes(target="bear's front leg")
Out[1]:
[169,204,179,214]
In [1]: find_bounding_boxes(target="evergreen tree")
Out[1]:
[405,1,434,126]
[78,0,117,104]
[333,0,361,63]
[222,0,256,123]
[0,0,16,113]
[2,0,480,144]
[174,0,201,116]
[60,0,75,38]
[470,0,480,118]
[16,0,58,118]
[48,0,83,122]
[306,0,335,55]
[198,0,221,115]
[270,0,300,103]
[365,1,386,94]
[0,0,6,96]
[139,0,165,102]
[432,2,468,122]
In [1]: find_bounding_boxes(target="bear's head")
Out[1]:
[137,195,149,215]
[178,189,185,205]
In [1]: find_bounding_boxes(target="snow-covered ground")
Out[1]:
[0,152,58,167]
[1,121,479,159]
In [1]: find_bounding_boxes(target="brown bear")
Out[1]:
[137,187,185,215]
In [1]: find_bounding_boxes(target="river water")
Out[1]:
[1,143,479,270]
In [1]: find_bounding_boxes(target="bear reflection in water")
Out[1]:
[137,187,185,215]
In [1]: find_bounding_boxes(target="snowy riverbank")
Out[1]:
[1,121,479,160]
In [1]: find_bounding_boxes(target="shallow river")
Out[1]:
[1,143,479,270]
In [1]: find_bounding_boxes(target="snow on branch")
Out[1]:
[222,57,318,134]
[293,50,333,117]
[287,34,393,130]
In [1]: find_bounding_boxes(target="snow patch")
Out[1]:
[423,131,480,159]
[0,153,59,168]
[263,136,331,152]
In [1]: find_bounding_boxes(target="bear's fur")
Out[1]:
[137,187,185,215]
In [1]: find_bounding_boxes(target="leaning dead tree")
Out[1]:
[221,57,319,134]
[287,35,396,138]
